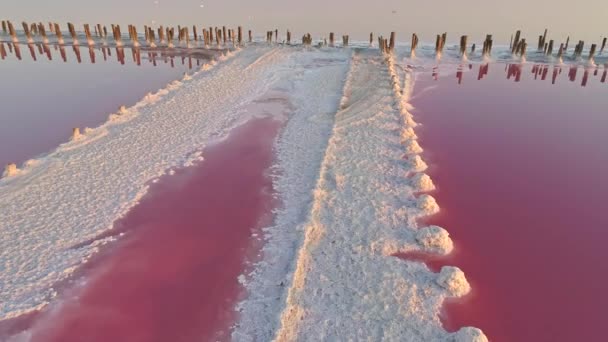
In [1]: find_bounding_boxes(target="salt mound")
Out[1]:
[401,126,417,141]
[416,226,453,255]
[404,139,423,154]
[70,128,82,141]
[417,194,439,215]
[3,163,18,178]
[437,266,470,297]
[411,173,435,192]
[408,155,428,172]
[453,327,489,342]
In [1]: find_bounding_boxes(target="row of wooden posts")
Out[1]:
[2,20,607,59]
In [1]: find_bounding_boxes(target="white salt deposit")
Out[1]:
[245,49,483,341]
[454,327,490,342]
[412,172,436,192]
[437,266,471,297]
[416,226,454,255]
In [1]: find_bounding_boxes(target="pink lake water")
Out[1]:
[1,116,280,342]
[411,62,608,341]
[0,42,208,168]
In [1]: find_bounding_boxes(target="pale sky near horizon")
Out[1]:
[3,0,607,44]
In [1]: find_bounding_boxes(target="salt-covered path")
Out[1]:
[267,49,483,341]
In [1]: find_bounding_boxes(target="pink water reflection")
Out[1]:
[412,63,608,341]
[5,117,279,342]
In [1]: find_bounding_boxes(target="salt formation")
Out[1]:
[417,194,440,214]
[70,127,82,141]
[453,327,490,342]
[411,172,435,191]
[408,154,428,172]
[416,226,454,254]
[404,138,423,154]
[437,266,471,297]
[401,126,417,140]
[2,163,18,178]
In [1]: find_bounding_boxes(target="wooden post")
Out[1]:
[557,43,564,60]
[435,34,441,53]
[238,26,243,46]
[8,21,18,42]
[39,24,48,43]
[601,37,607,54]
[343,35,349,46]
[589,44,597,62]
[541,28,547,48]
[411,33,418,54]
[547,40,553,56]
[84,24,94,45]
[103,26,108,39]
[222,26,227,44]
[471,44,476,53]
[215,27,220,45]
[389,32,395,52]
[97,24,103,38]
[193,25,198,41]
[509,34,513,50]
[329,32,334,47]
[369,32,374,46]
[1,21,6,34]
[459,35,468,57]
[287,30,291,44]
[0,42,6,60]
[275,29,278,42]
[248,30,252,43]
[67,22,78,44]
[54,23,64,44]
[22,22,33,42]
[565,36,570,51]
[512,30,521,54]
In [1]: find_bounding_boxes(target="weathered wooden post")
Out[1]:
[329,32,334,47]
[22,22,33,42]
[248,30,252,43]
[84,24,94,45]
[565,36,570,51]
[1,21,6,34]
[459,35,468,57]
[537,35,543,51]
[8,21,18,43]
[471,43,476,53]
[511,30,521,54]
[238,26,243,46]
[0,42,6,60]
[222,26,227,44]
[342,35,349,46]
[389,32,395,52]
[97,24,103,38]
[547,39,553,56]
[287,30,291,44]
[67,22,78,44]
[435,34,441,54]
[103,26,108,39]
[54,23,64,44]
[601,38,607,54]
[215,27,220,45]
[193,25,198,42]
[411,33,419,55]
[557,43,564,60]
[369,32,373,46]
[275,29,278,42]
[589,44,597,62]
[38,24,48,44]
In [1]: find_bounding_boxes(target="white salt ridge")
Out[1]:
[0,45,303,320]
[263,49,485,341]
[232,48,353,340]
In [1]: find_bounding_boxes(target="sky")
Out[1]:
[3,0,607,44]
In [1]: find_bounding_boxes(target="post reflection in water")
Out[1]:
[0,42,217,71]
[430,62,606,88]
